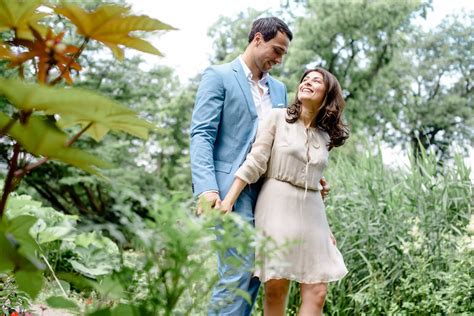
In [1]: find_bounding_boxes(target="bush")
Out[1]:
[316,144,471,315]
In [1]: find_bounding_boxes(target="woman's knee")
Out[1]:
[301,283,327,307]
[265,280,289,303]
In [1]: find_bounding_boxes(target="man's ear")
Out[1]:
[253,32,263,46]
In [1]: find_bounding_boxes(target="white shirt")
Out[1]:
[238,56,273,122]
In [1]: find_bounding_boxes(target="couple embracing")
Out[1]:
[190,17,349,316]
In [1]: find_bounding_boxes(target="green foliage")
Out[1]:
[318,142,471,314]
[46,295,79,310]
[6,194,121,280]
[364,13,474,159]
[61,232,121,278]
[6,195,78,244]
[0,273,32,314]
[0,78,156,142]
[105,196,260,314]
[0,112,111,174]
[0,214,45,299]
[0,2,171,305]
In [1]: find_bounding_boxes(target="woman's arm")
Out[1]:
[220,177,247,213]
[221,110,281,213]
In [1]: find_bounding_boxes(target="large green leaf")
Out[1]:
[6,195,78,244]
[0,78,156,141]
[46,296,79,310]
[0,112,112,174]
[0,0,49,39]
[0,216,45,299]
[61,232,120,278]
[15,270,44,299]
[0,234,16,272]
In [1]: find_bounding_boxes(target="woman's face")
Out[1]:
[298,71,326,109]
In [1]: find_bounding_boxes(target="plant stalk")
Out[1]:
[0,143,21,217]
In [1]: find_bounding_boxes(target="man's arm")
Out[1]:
[190,66,225,198]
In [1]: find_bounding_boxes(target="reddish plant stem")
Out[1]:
[50,37,89,86]
[66,122,93,147]
[0,143,21,217]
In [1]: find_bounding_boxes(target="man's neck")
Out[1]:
[241,50,263,81]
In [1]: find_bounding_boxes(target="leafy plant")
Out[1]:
[0,0,174,306]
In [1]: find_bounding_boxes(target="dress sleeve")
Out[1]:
[235,110,280,184]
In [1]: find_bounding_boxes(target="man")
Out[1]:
[190,17,292,315]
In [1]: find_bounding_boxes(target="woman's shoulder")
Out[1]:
[268,107,287,121]
[260,108,287,130]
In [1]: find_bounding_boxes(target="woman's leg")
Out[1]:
[264,279,290,316]
[299,282,328,316]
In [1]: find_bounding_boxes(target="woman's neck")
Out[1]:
[300,103,319,128]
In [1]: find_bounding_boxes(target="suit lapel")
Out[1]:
[231,59,258,119]
[268,77,285,108]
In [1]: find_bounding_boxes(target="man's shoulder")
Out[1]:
[206,60,235,75]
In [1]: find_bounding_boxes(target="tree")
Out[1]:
[363,13,473,159]
[208,8,263,64]
[283,0,430,112]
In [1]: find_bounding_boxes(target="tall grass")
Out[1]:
[253,143,473,315]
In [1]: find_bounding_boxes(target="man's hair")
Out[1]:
[248,17,293,43]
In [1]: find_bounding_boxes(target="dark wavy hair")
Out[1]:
[286,67,349,149]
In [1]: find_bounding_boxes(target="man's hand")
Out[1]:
[197,192,222,215]
[320,177,330,200]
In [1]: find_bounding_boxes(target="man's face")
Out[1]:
[254,31,290,73]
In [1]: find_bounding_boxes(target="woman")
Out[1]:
[220,67,349,315]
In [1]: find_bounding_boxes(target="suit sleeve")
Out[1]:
[235,110,279,184]
[190,67,224,196]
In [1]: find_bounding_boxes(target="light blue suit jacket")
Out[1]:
[190,58,288,199]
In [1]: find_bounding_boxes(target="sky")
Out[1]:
[129,0,474,83]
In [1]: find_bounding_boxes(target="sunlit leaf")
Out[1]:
[0,78,156,141]
[0,112,112,174]
[0,0,48,39]
[54,3,176,60]
[0,44,13,59]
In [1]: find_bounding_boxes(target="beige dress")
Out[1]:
[235,108,348,283]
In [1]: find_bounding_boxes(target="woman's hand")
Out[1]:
[219,199,234,214]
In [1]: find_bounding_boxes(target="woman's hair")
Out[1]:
[286,67,349,149]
